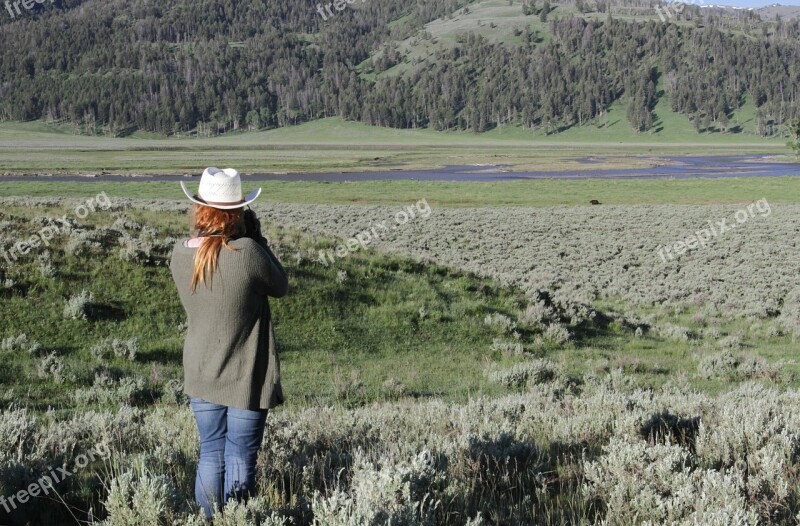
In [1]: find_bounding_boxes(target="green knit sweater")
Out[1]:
[169,236,289,410]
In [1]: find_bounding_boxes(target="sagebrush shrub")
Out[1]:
[383,377,409,399]
[543,323,571,345]
[63,290,94,320]
[483,312,517,334]
[654,322,695,342]
[1,333,42,355]
[697,350,780,381]
[91,338,139,361]
[37,252,56,279]
[486,359,558,388]
[72,373,148,406]
[37,353,66,383]
[489,339,524,357]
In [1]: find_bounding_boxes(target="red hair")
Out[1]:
[190,204,244,292]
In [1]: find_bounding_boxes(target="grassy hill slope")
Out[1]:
[358,0,791,142]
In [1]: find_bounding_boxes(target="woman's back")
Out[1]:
[170,236,288,411]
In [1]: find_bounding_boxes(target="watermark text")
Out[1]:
[657,198,771,263]
[317,198,431,266]
[4,0,56,20]
[1,192,112,267]
[316,0,367,21]
[0,442,110,513]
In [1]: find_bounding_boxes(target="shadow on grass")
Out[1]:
[640,411,701,454]
[139,346,182,364]
[88,301,126,322]
[570,305,651,347]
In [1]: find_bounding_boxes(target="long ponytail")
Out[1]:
[190,204,244,292]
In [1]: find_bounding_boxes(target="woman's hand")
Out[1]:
[243,208,276,253]
[243,208,262,240]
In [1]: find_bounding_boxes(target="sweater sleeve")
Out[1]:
[243,238,289,298]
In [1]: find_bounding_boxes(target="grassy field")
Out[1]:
[0,117,789,176]
[3,196,800,524]
[0,205,538,413]
[2,113,800,523]
[2,197,798,414]
[2,175,800,208]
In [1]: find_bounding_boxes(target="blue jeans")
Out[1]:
[189,397,269,518]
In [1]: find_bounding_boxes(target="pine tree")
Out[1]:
[788,119,800,158]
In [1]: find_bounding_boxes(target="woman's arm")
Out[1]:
[243,210,289,298]
[256,243,288,298]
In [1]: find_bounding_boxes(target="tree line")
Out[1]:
[0,0,797,136]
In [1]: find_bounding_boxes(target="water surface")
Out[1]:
[1,155,797,183]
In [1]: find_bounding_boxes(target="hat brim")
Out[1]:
[181,181,261,210]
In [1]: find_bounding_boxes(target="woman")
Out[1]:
[169,167,288,519]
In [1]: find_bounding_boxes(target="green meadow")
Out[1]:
[0,117,789,176]
[0,206,525,412]
[1,115,799,524]
[3,200,797,420]
[2,176,800,208]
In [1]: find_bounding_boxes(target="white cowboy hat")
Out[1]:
[180,167,261,210]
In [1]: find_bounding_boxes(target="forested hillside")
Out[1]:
[0,0,798,137]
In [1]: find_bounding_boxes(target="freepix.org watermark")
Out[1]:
[315,0,367,21]
[656,0,705,22]
[4,0,55,20]
[0,442,110,513]
[657,198,771,263]
[1,192,112,266]
[317,199,432,266]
